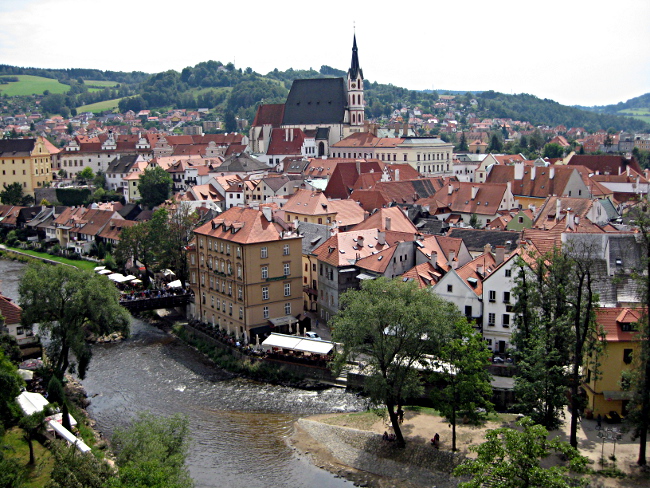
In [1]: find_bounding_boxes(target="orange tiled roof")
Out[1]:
[194,207,289,245]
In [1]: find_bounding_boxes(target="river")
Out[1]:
[0,259,366,488]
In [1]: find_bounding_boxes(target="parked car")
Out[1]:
[304,331,322,341]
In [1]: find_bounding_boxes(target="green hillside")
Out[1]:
[77,98,122,113]
[0,74,69,96]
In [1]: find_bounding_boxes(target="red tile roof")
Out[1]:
[0,294,21,325]
[252,104,285,127]
[353,207,417,233]
[596,307,644,342]
[194,207,290,244]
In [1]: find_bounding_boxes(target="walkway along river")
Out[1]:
[0,259,367,488]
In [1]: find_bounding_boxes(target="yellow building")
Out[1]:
[189,207,303,341]
[0,137,52,196]
[583,307,642,417]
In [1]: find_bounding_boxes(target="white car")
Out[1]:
[304,331,322,340]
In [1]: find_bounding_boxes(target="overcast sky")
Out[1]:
[1,0,648,107]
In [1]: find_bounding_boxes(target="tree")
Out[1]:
[0,349,24,427]
[138,166,172,208]
[224,110,237,133]
[456,131,468,152]
[469,213,480,229]
[430,319,493,451]
[156,203,198,289]
[114,219,159,287]
[543,142,564,159]
[488,133,503,153]
[623,198,650,465]
[18,263,130,379]
[331,278,459,447]
[0,451,24,488]
[512,242,601,446]
[76,167,94,185]
[47,440,115,488]
[453,417,588,488]
[106,412,194,488]
[48,375,72,432]
[20,409,48,465]
[0,182,24,205]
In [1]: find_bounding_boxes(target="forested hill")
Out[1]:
[578,93,650,114]
[475,91,648,132]
[1,62,647,132]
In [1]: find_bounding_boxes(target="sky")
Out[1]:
[1,0,649,107]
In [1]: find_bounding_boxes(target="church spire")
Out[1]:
[348,34,363,81]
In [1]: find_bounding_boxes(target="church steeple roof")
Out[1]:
[348,34,363,81]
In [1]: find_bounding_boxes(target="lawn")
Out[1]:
[1,246,98,272]
[77,98,121,113]
[617,108,650,125]
[0,75,69,96]
[2,427,54,488]
[84,80,119,88]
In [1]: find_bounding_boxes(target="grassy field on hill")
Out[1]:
[84,79,119,87]
[619,108,650,125]
[77,98,121,113]
[0,75,69,96]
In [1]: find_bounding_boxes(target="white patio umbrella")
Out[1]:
[108,273,126,282]
[123,275,136,281]
[94,266,106,272]
[98,269,112,275]
[130,279,142,284]
[167,279,182,288]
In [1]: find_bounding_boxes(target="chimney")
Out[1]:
[530,165,536,180]
[395,169,400,181]
[477,263,484,276]
[285,128,289,141]
[261,206,273,223]
[484,243,492,255]
[471,186,479,200]
[356,160,361,175]
[556,198,562,222]
[378,231,386,245]
[430,250,438,267]
[385,217,391,230]
[448,250,456,269]
[448,184,454,195]
[357,235,364,247]
[495,245,505,264]
[290,129,294,142]
[549,166,555,179]
[566,208,575,230]
[514,164,524,180]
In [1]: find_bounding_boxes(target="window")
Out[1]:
[489,290,496,302]
[624,349,634,364]
[211,296,214,308]
[261,247,268,258]
[503,292,510,304]
[284,283,291,296]
[505,269,512,278]
[261,266,268,279]
[447,284,453,293]
[228,283,232,296]
[237,264,242,279]
[220,242,224,253]
[229,303,233,316]
[226,244,231,255]
[283,244,290,256]
[263,306,269,319]
[283,263,290,276]
[488,313,495,326]
[238,286,243,300]
[502,314,510,327]
[239,307,243,320]
[464,306,472,317]
[262,286,269,300]
[284,302,291,315]
[236,247,241,258]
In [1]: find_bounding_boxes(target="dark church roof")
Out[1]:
[348,34,363,81]
[0,138,36,157]
[282,78,347,126]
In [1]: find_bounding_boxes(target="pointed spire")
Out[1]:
[348,34,363,81]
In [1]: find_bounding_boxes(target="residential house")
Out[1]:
[0,137,52,196]
[0,294,40,358]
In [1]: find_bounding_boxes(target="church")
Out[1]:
[248,35,366,162]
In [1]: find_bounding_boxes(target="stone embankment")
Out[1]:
[296,419,462,488]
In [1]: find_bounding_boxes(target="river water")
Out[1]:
[0,259,366,487]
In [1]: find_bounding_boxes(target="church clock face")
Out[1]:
[351,82,356,88]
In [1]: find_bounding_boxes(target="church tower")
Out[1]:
[347,34,364,127]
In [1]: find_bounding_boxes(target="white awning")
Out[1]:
[94,266,106,272]
[108,273,129,283]
[98,269,112,275]
[48,420,91,453]
[168,279,182,288]
[123,275,136,280]
[262,333,334,355]
[16,391,49,416]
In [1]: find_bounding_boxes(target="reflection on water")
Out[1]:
[0,260,365,487]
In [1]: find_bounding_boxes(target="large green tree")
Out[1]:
[0,182,25,205]
[0,349,24,427]
[18,263,131,379]
[331,278,459,447]
[430,319,493,451]
[106,412,193,488]
[47,440,115,488]
[138,166,173,208]
[453,417,588,488]
[156,203,198,289]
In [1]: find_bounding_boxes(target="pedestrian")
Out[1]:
[431,433,440,449]
[597,413,602,430]
[397,406,404,424]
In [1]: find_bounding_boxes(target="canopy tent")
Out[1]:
[16,391,49,416]
[162,269,175,277]
[48,420,91,453]
[17,369,34,380]
[98,269,112,275]
[108,273,130,283]
[123,275,136,281]
[94,266,106,272]
[167,279,182,288]
[130,279,142,284]
[262,333,334,355]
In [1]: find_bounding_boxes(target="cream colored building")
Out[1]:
[189,207,303,340]
[0,137,52,196]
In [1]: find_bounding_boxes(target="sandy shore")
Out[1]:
[289,409,650,488]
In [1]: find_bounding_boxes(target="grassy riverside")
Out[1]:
[1,427,55,488]
[0,75,69,96]
[0,247,97,271]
